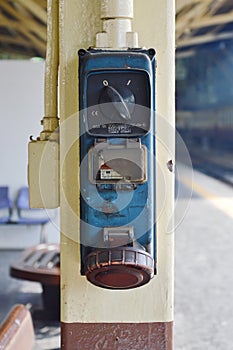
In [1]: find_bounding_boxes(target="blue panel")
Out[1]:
[79,49,156,274]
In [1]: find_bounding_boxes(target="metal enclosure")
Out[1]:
[79,48,156,289]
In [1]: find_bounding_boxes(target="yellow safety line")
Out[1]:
[180,175,215,199]
[179,175,233,220]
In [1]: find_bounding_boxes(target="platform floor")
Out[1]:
[175,164,233,350]
[0,165,232,349]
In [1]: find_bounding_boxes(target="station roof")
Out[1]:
[176,0,233,49]
[0,0,47,58]
[0,0,233,58]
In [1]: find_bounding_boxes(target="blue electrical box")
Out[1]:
[79,48,156,289]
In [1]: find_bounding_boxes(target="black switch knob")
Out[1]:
[99,85,135,122]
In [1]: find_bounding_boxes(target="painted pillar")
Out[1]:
[60,0,175,349]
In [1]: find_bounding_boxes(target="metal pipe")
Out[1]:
[40,0,59,140]
[101,0,134,19]
[96,0,138,49]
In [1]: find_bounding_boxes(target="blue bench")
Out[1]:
[0,186,51,243]
[0,186,12,223]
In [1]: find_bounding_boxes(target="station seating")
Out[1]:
[0,304,34,350]
[0,186,60,320]
[10,244,60,321]
[0,187,12,223]
[3,186,61,320]
[0,186,51,243]
[16,186,51,243]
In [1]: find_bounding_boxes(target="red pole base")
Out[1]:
[61,321,173,349]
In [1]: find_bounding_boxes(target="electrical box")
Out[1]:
[28,140,59,209]
[79,48,156,289]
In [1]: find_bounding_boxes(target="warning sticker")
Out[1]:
[100,163,123,180]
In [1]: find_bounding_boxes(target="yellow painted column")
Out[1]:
[60,0,175,348]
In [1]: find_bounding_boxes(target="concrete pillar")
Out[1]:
[59,0,175,348]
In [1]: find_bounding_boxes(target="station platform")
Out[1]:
[0,165,232,349]
[175,164,233,350]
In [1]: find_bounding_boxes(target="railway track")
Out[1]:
[190,150,233,187]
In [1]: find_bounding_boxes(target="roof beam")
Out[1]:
[176,0,197,13]
[0,0,232,57]
[189,11,233,29]
[16,0,47,24]
[177,31,233,47]
[176,0,213,40]
[0,34,29,46]
[18,26,46,55]
[0,46,36,57]
[0,2,46,43]
[176,0,212,14]
[0,15,46,40]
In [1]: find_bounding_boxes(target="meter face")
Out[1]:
[84,70,151,136]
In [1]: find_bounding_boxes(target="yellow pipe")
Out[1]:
[41,0,59,140]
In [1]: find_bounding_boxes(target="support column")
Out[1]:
[59,0,175,349]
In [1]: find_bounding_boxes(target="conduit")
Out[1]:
[96,0,138,49]
[28,0,60,209]
[40,0,59,141]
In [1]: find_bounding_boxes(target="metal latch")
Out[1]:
[103,226,134,248]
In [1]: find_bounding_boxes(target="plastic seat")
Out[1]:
[0,186,12,223]
[16,187,51,243]
[16,187,49,224]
